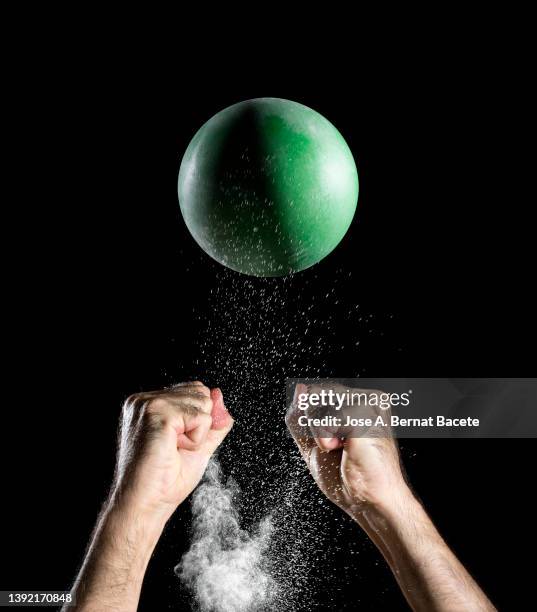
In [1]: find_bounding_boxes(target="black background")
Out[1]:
[2,29,535,612]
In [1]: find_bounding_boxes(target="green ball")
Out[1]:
[178,98,358,277]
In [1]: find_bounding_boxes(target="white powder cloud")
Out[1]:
[176,460,279,612]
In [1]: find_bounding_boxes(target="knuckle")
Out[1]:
[146,397,170,414]
[146,411,169,431]
[171,381,211,397]
[191,380,211,393]
[200,396,213,411]
[180,403,198,417]
[193,383,211,397]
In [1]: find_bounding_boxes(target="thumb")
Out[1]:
[204,387,234,454]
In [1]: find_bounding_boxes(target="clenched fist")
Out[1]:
[286,382,407,519]
[68,381,233,612]
[113,381,233,519]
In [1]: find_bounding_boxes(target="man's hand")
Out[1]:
[113,381,233,520]
[287,382,495,612]
[287,383,408,520]
[68,381,233,612]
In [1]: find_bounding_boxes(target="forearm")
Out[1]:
[66,500,168,612]
[63,382,230,611]
[353,489,495,612]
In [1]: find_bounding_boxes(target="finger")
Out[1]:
[163,392,213,415]
[144,394,210,432]
[177,411,213,451]
[285,383,316,458]
[124,381,211,412]
[169,381,211,398]
[316,436,344,451]
[295,384,346,452]
[203,388,234,454]
[145,398,214,450]
[172,380,206,387]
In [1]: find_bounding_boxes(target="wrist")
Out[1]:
[374,485,424,526]
[104,493,170,552]
[110,482,179,524]
[347,481,417,526]
[356,487,432,551]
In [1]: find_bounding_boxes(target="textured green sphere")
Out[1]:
[178,98,358,276]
